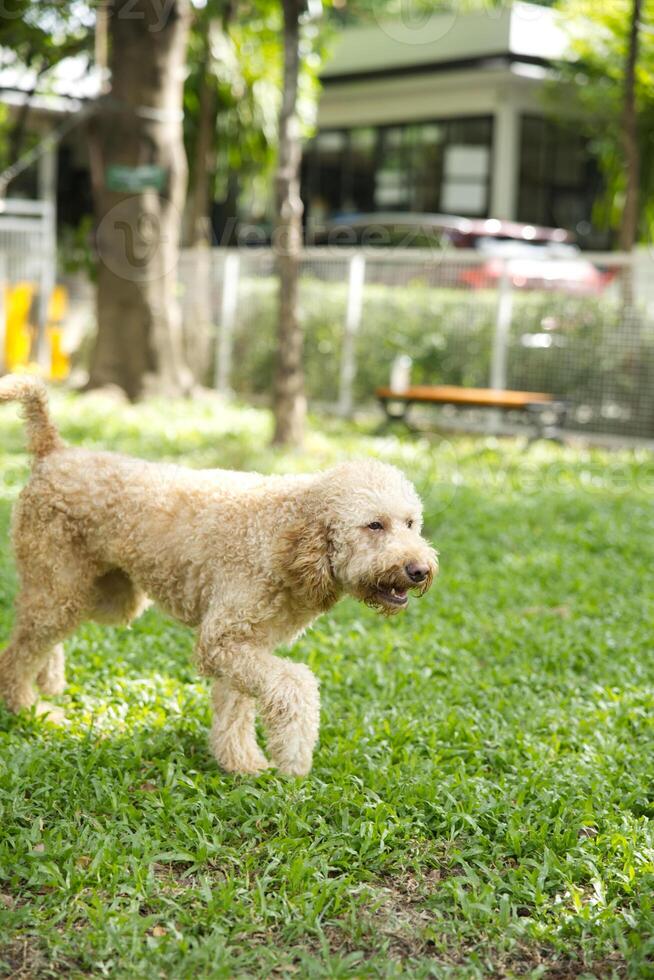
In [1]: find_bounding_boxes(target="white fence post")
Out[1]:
[490,258,513,391]
[0,253,6,374]
[215,251,240,395]
[36,146,57,372]
[338,253,366,416]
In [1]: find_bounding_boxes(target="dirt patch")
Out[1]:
[494,944,627,978]
[301,870,628,977]
[0,940,40,980]
[0,939,56,980]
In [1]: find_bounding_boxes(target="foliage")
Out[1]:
[0,1,92,167]
[553,0,654,237]
[183,0,333,231]
[183,1,282,223]
[0,395,653,976]
[0,1,91,72]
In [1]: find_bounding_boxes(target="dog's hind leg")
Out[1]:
[0,510,97,713]
[209,679,270,774]
[36,644,66,697]
[0,587,90,713]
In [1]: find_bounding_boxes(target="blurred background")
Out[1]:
[0,0,652,443]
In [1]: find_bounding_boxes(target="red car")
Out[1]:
[316,213,615,295]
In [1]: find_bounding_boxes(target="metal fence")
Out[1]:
[0,226,651,442]
[0,198,56,370]
[177,245,654,442]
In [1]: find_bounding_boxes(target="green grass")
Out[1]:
[1,391,653,978]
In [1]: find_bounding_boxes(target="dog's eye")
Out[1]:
[367,521,384,531]
[407,519,414,529]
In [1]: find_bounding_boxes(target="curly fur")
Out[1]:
[0,376,438,775]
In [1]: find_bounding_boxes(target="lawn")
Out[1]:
[0,392,653,979]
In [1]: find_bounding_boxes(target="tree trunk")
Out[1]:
[184,27,217,248]
[618,0,641,313]
[619,0,641,254]
[272,0,306,447]
[88,0,192,400]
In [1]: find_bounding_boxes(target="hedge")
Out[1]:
[224,276,654,437]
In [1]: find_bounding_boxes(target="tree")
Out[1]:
[0,1,90,167]
[619,0,643,254]
[182,0,281,247]
[271,0,306,446]
[88,0,192,400]
[555,0,654,241]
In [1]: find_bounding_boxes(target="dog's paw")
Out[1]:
[34,701,67,725]
[267,733,314,777]
[220,756,272,776]
[212,739,271,775]
[274,756,313,778]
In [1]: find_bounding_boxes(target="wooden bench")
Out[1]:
[376,385,567,440]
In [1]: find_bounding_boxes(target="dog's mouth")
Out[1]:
[374,585,409,609]
[361,568,435,614]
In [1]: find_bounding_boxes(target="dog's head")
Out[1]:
[280,460,438,614]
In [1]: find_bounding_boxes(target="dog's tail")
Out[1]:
[0,374,64,458]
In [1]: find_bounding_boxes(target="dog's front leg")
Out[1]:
[209,678,270,775]
[197,623,320,777]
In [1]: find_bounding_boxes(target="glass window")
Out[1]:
[303,129,348,237]
[347,127,377,213]
[375,127,410,209]
[407,124,444,211]
[303,115,494,223]
[441,119,491,216]
[517,115,605,243]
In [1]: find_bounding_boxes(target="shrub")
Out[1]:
[227,276,654,436]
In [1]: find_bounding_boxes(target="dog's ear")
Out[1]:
[278,516,338,610]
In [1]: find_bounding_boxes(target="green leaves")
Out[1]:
[554,0,654,234]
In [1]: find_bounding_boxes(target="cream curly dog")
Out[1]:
[0,375,437,775]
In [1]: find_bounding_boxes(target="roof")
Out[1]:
[0,51,101,114]
[322,2,567,82]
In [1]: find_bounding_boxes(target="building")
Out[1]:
[0,53,98,227]
[303,2,606,246]
[0,5,606,248]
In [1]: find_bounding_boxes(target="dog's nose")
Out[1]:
[405,562,429,583]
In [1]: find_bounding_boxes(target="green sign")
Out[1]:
[105,164,168,193]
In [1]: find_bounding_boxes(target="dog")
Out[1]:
[0,375,438,775]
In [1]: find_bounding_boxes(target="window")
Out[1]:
[517,116,605,242]
[302,115,493,229]
[347,128,377,213]
[376,127,410,209]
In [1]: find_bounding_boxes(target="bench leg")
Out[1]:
[378,399,413,430]
[526,404,566,445]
